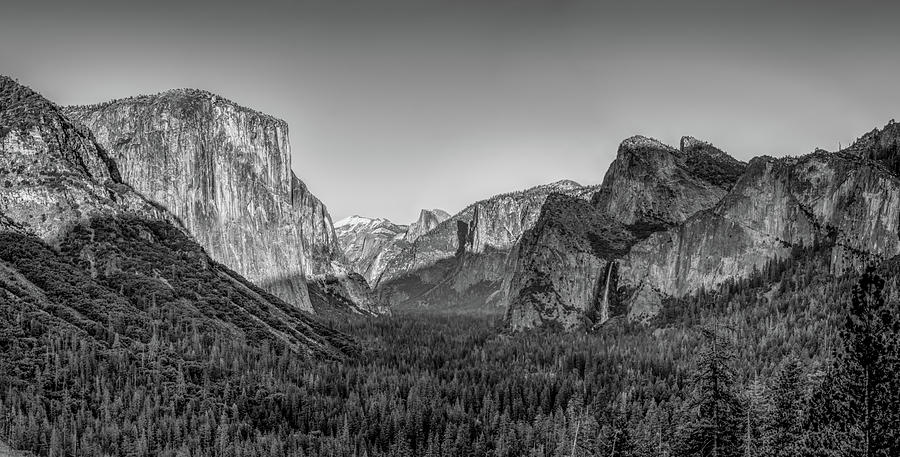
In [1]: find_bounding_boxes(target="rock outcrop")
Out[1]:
[505,136,746,330]
[504,194,634,330]
[506,124,900,331]
[0,76,171,241]
[65,90,382,315]
[592,135,745,230]
[846,119,900,175]
[620,142,900,320]
[405,208,450,243]
[0,75,354,357]
[375,180,599,312]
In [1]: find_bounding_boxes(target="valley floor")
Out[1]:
[3,247,898,456]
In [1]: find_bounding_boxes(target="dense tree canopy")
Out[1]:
[2,237,898,456]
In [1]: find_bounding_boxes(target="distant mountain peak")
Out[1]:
[335,215,378,227]
[406,208,451,243]
[418,208,451,219]
[544,179,584,190]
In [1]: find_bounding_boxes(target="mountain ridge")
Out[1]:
[371,180,600,312]
[64,88,385,315]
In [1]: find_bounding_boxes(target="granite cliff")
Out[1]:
[65,91,383,315]
[507,124,900,331]
[620,128,900,321]
[505,136,746,330]
[503,194,635,330]
[374,180,599,312]
[0,75,353,357]
[406,208,451,243]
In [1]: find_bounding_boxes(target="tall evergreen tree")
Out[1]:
[804,265,900,456]
[764,358,804,457]
[836,265,900,456]
[677,325,745,457]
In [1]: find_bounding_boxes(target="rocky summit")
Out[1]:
[65,91,383,315]
[504,135,747,330]
[405,208,451,243]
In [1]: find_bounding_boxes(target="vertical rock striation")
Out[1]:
[65,90,382,314]
[0,75,354,356]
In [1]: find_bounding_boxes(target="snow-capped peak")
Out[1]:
[335,215,377,228]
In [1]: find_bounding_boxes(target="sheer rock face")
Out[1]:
[620,146,900,320]
[335,215,408,284]
[505,136,746,330]
[375,180,599,312]
[0,76,170,242]
[592,135,746,229]
[503,194,634,331]
[0,76,353,357]
[65,91,382,315]
[405,209,450,243]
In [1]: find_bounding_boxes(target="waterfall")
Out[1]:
[600,262,613,323]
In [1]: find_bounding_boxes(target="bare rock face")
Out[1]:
[504,194,634,330]
[335,215,408,284]
[0,76,354,357]
[375,180,599,312]
[592,135,745,230]
[620,144,900,320]
[405,208,450,243]
[505,136,745,330]
[65,91,383,315]
[0,76,170,241]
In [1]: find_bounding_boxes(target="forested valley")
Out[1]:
[3,239,900,456]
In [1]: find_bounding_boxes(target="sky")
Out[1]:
[3,0,900,223]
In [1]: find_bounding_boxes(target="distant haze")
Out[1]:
[3,0,900,223]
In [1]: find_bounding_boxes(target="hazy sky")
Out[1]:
[3,0,900,223]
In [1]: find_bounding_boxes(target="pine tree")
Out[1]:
[829,265,900,456]
[764,358,804,457]
[677,325,745,457]
[743,377,768,457]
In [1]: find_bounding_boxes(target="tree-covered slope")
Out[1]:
[0,75,363,456]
